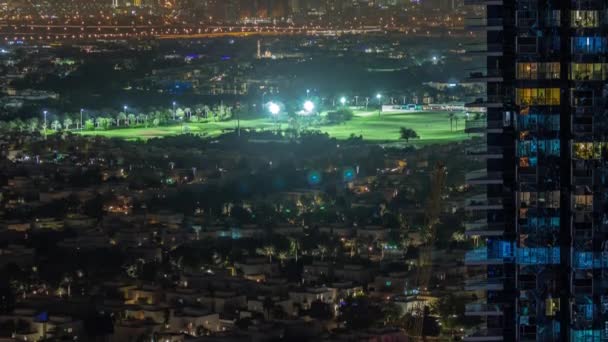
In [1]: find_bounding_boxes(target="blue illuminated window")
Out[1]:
[574,252,595,269]
[517,247,560,265]
[573,37,607,54]
[571,330,600,341]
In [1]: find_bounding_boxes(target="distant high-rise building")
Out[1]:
[463,0,608,341]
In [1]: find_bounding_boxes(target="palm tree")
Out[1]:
[277,251,288,266]
[63,117,73,130]
[289,238,299,262]
[257,245,276,264]
[116,112,127,127]
[127,113,136,126]
[176,108,185,120]
[137,113,147,126]
[51,120,62,131]
[27,118,39,133]
[13,119,25,132]
[317,244,328,261]
[448,113,455,131]
[84,119,94,130]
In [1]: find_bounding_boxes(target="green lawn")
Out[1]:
[76,110,469,145]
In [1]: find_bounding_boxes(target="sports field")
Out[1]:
[77,110,469,145]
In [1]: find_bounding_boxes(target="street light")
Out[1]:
[303,100,315,114]
[43,110,47,138]
[340,97,347,106]
[268,102,280,130]
[172,101,176,120]
[80,109,84,130]
[376,94,382,116]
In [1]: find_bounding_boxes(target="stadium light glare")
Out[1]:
[303,100,315,113]
[268,102,280,115]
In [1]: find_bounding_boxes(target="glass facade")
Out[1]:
[466,0,608,340]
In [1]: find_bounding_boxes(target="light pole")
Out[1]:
[43,110,47,138]
[376,94,382,116]
[268,102,280,131]
[354,95,359,107]
[80,109,84,130]
[172,101,176,121]
[340,97,347,107]
[306,89,310,98]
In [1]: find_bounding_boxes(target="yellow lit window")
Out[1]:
[516,63,560,80]
[571,11,598,28]
[570,63,607,80]
[546,298,560,316]
[516,88,560,106]
[573,142,596,159]
[517,63,538,79]
[574,195,593,211]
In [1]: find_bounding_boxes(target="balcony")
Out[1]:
[466,145,503,159]
[466,195,504,211]
[464,119,505,134]
[465,301,504,316]
[572,169,593,186]
[466,44,503,57]
[572,123,593,135]
[572,97,594,108]
[466,18,504,31]
[465,219,505,237]
[464,0,503,5]
[465,276,505,291]
[465,97,503,109]
[466,169,503,185]
[464,328,504,341]
[465,247,511,265]
[466,71,503,83]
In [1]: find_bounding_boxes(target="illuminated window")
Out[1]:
[519,191,537,207]
[546,298,560,316]
[517,63,538,79]
[574,195,593,211]
[570,63,607,80]
[516,63,560,79]
[572,37,607,54]
[516,88,560,106]
[573,142,599,159]
[571,11,599,28]
[519,207,529,219]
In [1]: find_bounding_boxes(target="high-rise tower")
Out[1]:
[463,0,608,341]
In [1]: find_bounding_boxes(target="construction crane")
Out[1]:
[410,161,447,340]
